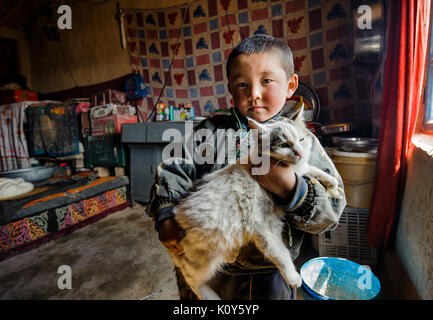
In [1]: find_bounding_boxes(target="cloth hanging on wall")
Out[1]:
[26,103,80,158]
[122,0,370,122]
[0,102,33,172]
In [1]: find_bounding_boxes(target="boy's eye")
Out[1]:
[236,83,248,88]
[263,79,272,84]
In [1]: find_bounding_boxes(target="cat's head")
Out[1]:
[248,107,311,166]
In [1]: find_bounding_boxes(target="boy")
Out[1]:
[147,35,346,300]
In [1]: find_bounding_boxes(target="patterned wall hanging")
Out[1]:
[123,0,375,124]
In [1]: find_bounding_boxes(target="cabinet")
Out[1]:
[122,122,198,202]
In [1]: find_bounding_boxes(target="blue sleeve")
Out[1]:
[271,172,307,211]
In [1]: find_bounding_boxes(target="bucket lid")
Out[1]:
[332,150,377,159]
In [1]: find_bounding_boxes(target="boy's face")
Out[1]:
[228,51,298,122]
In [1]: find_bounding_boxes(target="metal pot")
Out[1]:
[332,137,378,152]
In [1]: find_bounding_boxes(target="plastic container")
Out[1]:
[300,257,381,300]
[319,206,377,266]
[331,150,377,208]
[169,105,174,121]
[91,114,138,135]
[164,107,170,120]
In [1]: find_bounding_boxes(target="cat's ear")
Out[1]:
[247,118,267,131]
[289,104,305,127]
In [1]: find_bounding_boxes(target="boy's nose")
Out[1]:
[248,84,262,102]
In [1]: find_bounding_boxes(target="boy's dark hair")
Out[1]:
[226,34,295,80]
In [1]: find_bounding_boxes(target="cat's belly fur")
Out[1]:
[173,164,285,260]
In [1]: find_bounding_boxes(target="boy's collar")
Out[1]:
[230,107,283,129]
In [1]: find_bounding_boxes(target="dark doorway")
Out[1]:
[0,37,19,83]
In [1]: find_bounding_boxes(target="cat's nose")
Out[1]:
[294,150,301,157]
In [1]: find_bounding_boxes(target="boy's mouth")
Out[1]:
[249,106,266,111]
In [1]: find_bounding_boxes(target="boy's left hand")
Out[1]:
[251,159,297,200]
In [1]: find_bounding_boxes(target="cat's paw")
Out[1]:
[324,176,339,188]
[287,272,302,288]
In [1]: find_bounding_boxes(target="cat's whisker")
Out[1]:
[273,154,290,167]
[274,158,284,167]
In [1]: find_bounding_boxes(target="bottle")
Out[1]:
[155,113,163,121]
[164,107,170,121]
[185,105,194,120]
[155,102,165,121]
[179,106,185,121]
[169,105,174,121]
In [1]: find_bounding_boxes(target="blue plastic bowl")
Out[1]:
[300,257,381,300]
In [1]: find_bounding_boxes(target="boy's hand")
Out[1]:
[252,159,297,200]
[158,218,186,255]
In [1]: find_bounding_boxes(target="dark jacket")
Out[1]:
[147,107,346,275]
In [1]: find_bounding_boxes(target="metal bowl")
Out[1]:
[0,166,54,182]
[332,137,378,152]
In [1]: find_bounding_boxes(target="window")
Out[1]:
[424,3,433,131]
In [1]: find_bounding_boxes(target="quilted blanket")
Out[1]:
[123,0,364,123]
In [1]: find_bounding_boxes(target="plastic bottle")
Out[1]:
[164,108,169,121]
[155,102,165,121]
[169,105,174,121]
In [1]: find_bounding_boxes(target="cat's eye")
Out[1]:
[299,138,305,142]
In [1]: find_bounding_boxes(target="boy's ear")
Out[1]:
[286,74,299,99]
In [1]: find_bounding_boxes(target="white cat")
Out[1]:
[168,108,338,300]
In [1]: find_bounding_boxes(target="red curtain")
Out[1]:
[366,0,431,250]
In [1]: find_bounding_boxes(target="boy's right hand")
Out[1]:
[158,218,186,255]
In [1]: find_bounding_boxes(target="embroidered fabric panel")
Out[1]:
[123,0,373,123]
[0,186,128,252]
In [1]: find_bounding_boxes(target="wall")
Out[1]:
[122,0,376,122]
[24,0,378,126]
[28,0,185,94]
[394,135,433,299]
[0,26,32,88]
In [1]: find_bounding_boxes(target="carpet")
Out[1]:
[0,204,179,300]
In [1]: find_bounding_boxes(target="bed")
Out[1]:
[0,174,131,261]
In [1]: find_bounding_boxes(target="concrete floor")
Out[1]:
[0,202,319,300]
[0,201,414,300]
[0,203,179,300]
